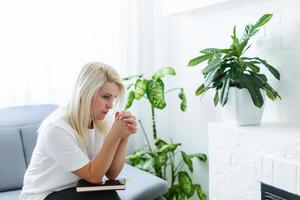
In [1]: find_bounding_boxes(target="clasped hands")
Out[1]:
[112,111,137,139]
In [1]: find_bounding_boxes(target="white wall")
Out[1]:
[0,0,122,107]
[134,0,300,198]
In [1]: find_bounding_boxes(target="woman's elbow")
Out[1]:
[105,170,119,180]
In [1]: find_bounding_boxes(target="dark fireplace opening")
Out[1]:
[261,183,300,200]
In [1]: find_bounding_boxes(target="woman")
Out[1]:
[19,62,137,200]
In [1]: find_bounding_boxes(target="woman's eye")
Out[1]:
[102,96,110,100]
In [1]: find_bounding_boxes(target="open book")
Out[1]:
[76,178,126,192]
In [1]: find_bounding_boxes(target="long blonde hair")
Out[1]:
[66,62,124,144]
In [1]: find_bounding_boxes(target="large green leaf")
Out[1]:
[178,88,187,111]
[201,60,221,75]
[152,67,176,80]
[254,14,273,29]
[204,68,218,87]
[164,187,175,200]
[188,54,214,66]
[181,152,193,172]
[173,185,185,200]
[154,153,168,169]
[134,79,147,100]
[194,184,207,200]
[219,78,230,106]
[125,91,135,110]
[178,171,194,198]
[146,79,166,109]
[243,61,260,73]
[254,57,280,80]
[240,74,264,108]
[251,73,280,100]
[139,157,154,172]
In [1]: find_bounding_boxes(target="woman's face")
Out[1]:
[91,81,120,120]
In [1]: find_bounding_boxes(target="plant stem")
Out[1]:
[138,119,152,153]
[164,87,182,94]
[171,151,175,185]
[174,160,184,174]
[151,106,157,140]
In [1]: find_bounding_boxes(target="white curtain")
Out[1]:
[0,0,139,108]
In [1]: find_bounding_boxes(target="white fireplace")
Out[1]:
[209,122,300,200]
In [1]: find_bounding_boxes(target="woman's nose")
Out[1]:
[106,100,113,109]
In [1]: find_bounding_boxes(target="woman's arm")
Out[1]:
[72,129,121,183]
[106,112,137,179]
[105,137,129,179]
[72,117,131,183]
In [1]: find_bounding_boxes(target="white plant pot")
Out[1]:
[221,88,266,126]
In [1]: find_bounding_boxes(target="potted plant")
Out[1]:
[124,67,207,200]
[187,13,281,125]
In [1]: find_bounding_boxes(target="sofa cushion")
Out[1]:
[0,190,20,200]
[0,128,27,192]
[20,124,40,166]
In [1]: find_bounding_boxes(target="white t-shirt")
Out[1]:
[19,107,105,200]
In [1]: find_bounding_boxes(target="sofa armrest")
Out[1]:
[117,164,168,200]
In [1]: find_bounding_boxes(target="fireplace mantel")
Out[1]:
[209,122,300,200]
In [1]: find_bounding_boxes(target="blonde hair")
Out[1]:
[66,62,124,145]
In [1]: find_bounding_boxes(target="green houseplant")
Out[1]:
[124,67,207,200]
[188,14,281,108]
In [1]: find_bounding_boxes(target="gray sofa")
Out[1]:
[0,104,168,200]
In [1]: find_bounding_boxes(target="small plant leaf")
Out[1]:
[195,84,206,96]
[152,67,176,80]
[159,143,181,154]
[190,153,208,162]
[254,14,273,29]
[134,79,147,100]
[155,138,168,148]
[200,48,231,55]
[242,24,259,41]
[123,74,143,81]
[188,54,214,66]
[178,88,187,111]
[214,90,219,106]
[125,91,135,110]
[182,152,193,172]
[219,78,230,106]
[146,79,166,109]
[178,171,194,198]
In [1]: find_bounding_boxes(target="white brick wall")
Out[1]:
[209,122,300,200]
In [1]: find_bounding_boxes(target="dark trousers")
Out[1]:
[45,187,121,200]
